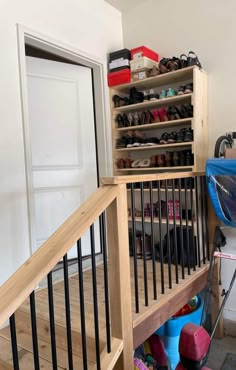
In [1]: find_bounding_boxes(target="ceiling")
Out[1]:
[105,0,146,12]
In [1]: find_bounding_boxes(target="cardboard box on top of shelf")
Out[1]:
[225,148,236,158]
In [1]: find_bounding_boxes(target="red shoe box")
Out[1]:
[108,68,131,87]
[131,46,159,62]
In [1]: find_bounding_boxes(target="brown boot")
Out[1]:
[165,151,173,167]
[157,154,166,167]
[173,151,180,166]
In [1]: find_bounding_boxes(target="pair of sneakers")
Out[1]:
[177,83,193,95]
[160,88,177,99]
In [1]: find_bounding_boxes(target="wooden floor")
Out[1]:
[0,259,208,369]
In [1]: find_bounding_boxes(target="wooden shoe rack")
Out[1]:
[109,66,208,175]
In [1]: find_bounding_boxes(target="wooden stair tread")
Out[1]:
[0,336,65,370]
[0,326,94,369]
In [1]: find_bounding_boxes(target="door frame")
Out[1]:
[17,24,111,255]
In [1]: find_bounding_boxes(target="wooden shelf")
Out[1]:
[116,142,193,152]
[128,216,195,227]
[111,66,201,93]
[111,66,207,175]
[116,118,192,132]
[113,94,193,113]
[116,166,194,172]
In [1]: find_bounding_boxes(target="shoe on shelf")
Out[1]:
[165,151,173,167]
[125,132,134,148]
[179,54,188,69]
[173,151,180,166]
[140,111,147,125]
[167,131,177,143]
[123,113,130,127]
[159,89,167,99]
[133,112,140,126]
[131,159,141,168]
[156,154,166,167]
[139,158,151,167]
[180,105,190,118]
[148,65,160,77]
[116,158,125,169]
[177,86,185,95]
[150,155,157,167]
[185,150,193,165]
[159,58,170,74]
[124,158,132,168]
[184,128,194,142]
[145,137,160,146]
[176,130,185,143]
[127,113,134,126]
[187,51,202,69]
[149,89,159,101]
[167,106,182,120]
[159,107,169,121]
[152,108,161,123]
[160,132,169,144]
[115,114,124,128]
[129,87,144,105]
[143,91,149,101]
[116,136,127,148]
[179,151,186,166]
[184,83,193,94]
[166,58,180,71]
[146,110,155,124]
[166,88,177,98]
[112,95,129,108]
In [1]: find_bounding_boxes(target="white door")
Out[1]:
[26,56,99,258]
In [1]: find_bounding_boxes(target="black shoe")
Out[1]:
[176,130,185,143]
[184,128,193,142]
[115,114,124,128]
[179,151,186,166]
[185,150,193,165]
[123,113,130,127]
[129,87,144,105]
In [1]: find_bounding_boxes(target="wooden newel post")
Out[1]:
[106,184,133,370]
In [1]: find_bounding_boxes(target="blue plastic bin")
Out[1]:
[156,295,203,370]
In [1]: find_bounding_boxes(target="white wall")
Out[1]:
[122,0,236,322]
[0,0,123,285]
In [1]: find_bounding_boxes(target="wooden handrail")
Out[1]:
[0,185,118,327]
[101,171,205,185]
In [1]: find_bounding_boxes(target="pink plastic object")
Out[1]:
[134,358,149,370]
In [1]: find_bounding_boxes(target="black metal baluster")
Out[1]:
[10,314,19,370]
[165,180,172,289]
[190,180,197,271]
[158,181,165,294]
[184,178,191,275]
[90,224,101,370]
[63,254,74,370]
[47,272,58,370]
[201,176,206,264]
[77,239,88,370]
[172,179,179,284]
[131,183,139,313]
[149,181,157,300]
[203,177,210,260]
[178,179,185,279]
[140,182,148,306]
[101,212,111,353]
[195,176,201,267]
[30,291,40,370]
